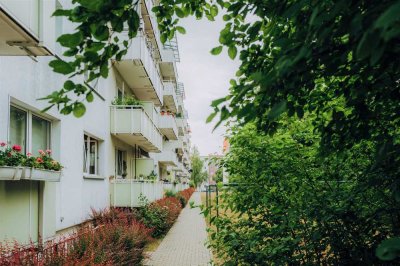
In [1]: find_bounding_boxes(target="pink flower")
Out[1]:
[27,152,32,157]
[36,157,43,164]
[46,149,52,154]
[12,145,21,152]
[38,150,45,156]
[0,142,6,147]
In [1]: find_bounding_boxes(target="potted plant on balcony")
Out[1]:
[112,96,142,108]
[0,142,24,180]
[25,150,63,182]
[147,170,157,182]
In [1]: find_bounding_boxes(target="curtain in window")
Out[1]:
[89,140,96,174]
[9,106,27,153]
[32,115,50,156]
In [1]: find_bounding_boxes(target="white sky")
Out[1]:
[176,16,239,156]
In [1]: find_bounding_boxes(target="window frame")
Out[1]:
[9,104,52,155]
[83,134,99,177]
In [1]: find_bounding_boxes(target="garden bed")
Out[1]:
[0,187,195,265]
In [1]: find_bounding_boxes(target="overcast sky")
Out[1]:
[176,16,239,156]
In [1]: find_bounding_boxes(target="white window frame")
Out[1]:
[115,149,126,179]
[9,104,52,155]
[83,134,99,177]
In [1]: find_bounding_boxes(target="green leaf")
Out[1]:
[93,25,109,41]
[57,32,83,48]
[206,112,217,123]
[52,9,71,17]
[100,63,108,78]
[374,2,400,30]
[176,26,186,34]
[79,0,102,11]
[376,238,400,261]
[86,92,94,103]
[49,59,75,74]
[64,80,75,91]
[210,46,223,55]
[73,102,86,118]
[268,100,287,120]
[211,97,226,107]
[175,8,185,18]
[228,45,237,59]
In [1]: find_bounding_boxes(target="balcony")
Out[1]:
[114,34,163,106]
[110,105,162,152]
[110,180,189,207]
[110,180,164,207]
[164,139,183,154]
[176,117,184,135]
[157,150,178,166]
[159,114,178,140]
[163,82,178,113]
[0,2,51,55]
[160,48,178,81]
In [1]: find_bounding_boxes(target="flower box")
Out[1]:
[23,168,62,182]
[0,166,22,181]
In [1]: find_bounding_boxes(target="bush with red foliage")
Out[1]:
[0,189,196,264]
[0,209,152,265]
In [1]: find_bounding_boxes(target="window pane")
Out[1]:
[89,140,96,174]
[32,115,50,156]
[83,135,88,172]
[9,106,27,154]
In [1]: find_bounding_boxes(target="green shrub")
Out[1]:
[164,189,176,198]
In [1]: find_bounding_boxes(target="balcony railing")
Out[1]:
[157,150,178,166]
[110,105,162,152]
[159,114,178,140]
[110,179,189,207]
[163,82,178,112]
[164,139,183,154]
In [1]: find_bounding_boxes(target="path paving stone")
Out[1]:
[145,192,212,266]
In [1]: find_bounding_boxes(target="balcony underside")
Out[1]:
[158,158,177,167]
[0,9,50,56]
[114,60,162,106]
[160,61,176,81]
[163,94,177,113]
[112,133,160,153]
[159,127,178,141]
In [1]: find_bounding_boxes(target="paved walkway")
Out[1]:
[145,192,212,266]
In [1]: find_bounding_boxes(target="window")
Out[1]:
[32,115,51,156]
[116,150,127,178]
[9,106,27,153]
[83,135,98,175]
[9,106,51,155]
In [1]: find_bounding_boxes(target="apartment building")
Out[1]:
[0,0,191,244]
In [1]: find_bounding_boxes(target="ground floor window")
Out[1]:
[83,135,99,175]
[9,105,51,155]
[116,149,127,178]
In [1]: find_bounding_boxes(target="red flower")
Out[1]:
[38,150,45,156]
[27,153,32,157]
[46,149,52,154]
[36,157,44,164]
[0,142,6,147]
[12,145,21,152]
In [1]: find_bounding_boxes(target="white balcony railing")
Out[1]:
[159,114,178,139]
[110,179,188,207]
[163,82,178,110]
[110,105,163,152]
[158,150,178,166]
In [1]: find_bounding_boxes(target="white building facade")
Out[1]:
[0,0,191,244]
